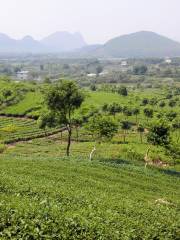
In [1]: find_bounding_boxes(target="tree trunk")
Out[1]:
[61,131,63,143]
[123,131,126,143]
[140,133,143,143]
[76,127,79,142]
[66,126,72,156]
[44,129,47,137]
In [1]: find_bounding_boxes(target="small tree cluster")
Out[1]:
[147,120,170,147]
[117,86,128,96]
[102,103,122,117]
[133,65,148,75]
[86,114,118,142]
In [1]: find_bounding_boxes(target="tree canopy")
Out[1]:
[43,80,85,156]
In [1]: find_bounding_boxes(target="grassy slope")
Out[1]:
[0,117,60,143]
[1,87,179,121]
[0,83,179,238]
[0,138,179,239]
[3,91,43,116]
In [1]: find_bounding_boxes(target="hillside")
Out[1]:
[41,31,87,52]
[92,31,180,58]
[0,137,179,239]
[0,33,46,53]
[0,32,87,53]
[0,77,179,238]
[1,31,180,57]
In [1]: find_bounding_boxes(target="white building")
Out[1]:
[87,73,97,77]
[165,58,172,64]
[17,71,29,80]
[99,71,108,76]
[121,61,128,66]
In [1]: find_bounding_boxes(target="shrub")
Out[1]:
[0,143,6,153]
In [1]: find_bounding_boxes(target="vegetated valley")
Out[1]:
[0,56,179,239]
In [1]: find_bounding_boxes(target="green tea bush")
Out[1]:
[0,143,6,153]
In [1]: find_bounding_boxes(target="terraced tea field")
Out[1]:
[0,116,62,143]
[0,137,179,239]
[0,79,179,239]
[1,91,43,118]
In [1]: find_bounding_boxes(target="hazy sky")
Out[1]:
[0,0,179,44]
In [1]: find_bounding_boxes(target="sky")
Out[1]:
[0,0,179,44]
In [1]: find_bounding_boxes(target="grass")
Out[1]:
[0,80,179,238]
[2,92,43,117]
[1,85,179,125]
[0,137,179,239]
[0,116,61,143]
[84,91,122,106]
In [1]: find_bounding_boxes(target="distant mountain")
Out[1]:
[0,33,18,52]
[41,31,87,52]
[18,36,46,52]
[0,31,180,57]
[0,32,87,53]
[0,33,46,53]
[91,31,180,58]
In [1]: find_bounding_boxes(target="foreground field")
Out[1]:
[0,138,179,239]
[0,78,179,239]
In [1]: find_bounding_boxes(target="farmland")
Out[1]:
[0,137,179,239]
[0,58,180,239]
[0,117,62,144]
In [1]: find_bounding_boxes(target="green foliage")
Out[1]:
[0,117,59,143]
[159,101,166,108]
[172,119,180,130]
[166,111,177,121]
[123,107,132,117]
[103,103,122,116]
[133,65,148,75]
[44,76,51,84]
[90,84,97,91]
[1,91,42,117]
[147,120,170,147]
[132,108,140,116]
[38,111,57,130]
[120,121,131,131]
[169,100,176,107]
[117,86,128,96]
[137,124,145,133]
[0,143,6,153]
[2,89,12,99]
[166,143,180,164]
[1,124,19,133]
[120,121,132,143]
[96,65,103,76]
[137,124,145,143]
[0,142,179,239]
[44,80,85,156]
[141,98,149,106]
[45,80,84,120]
[86,115,118,142]
[144,108,153,119]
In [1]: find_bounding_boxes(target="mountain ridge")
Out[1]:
[0,31,87,53]
[41,31,87,52]
[0,31,180,57]
[91,31,180,58]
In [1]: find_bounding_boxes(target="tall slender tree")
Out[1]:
[43,80,84,156]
